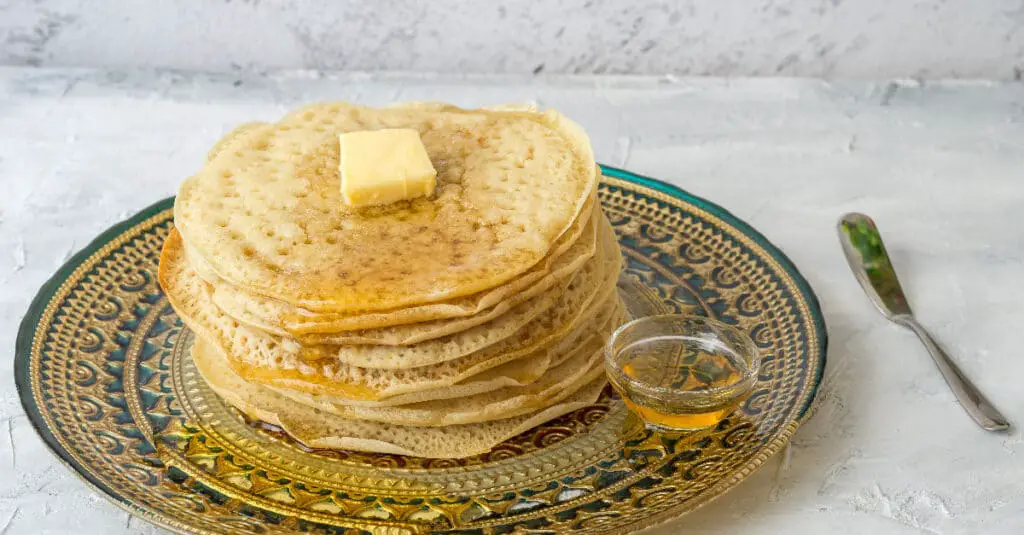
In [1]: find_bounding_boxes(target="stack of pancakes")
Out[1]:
[159,102,625,458]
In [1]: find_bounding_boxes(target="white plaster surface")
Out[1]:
[2,0,1024,79]
[1,67,1024,534]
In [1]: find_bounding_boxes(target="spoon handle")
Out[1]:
[896,316,1011,431]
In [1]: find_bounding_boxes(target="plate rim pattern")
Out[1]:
[14,165,828,534]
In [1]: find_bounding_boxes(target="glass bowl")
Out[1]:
[605,314,761,431]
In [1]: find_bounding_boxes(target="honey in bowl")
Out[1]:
[605,315,760,431]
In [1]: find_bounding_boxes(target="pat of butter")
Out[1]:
[338,128,437,207]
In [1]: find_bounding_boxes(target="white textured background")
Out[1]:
[1,0,1024,78]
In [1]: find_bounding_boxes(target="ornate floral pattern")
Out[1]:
[15,167,826,534]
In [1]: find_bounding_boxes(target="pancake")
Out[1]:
[205,121,266,163]
[191,336,608,458]
[261,286,619,400]
[175,102,597,313]
[269,329,608,426]
[162,217,612,367]
[290,241,605,368]
[158,216,622,400]
[268,297,623,408]
[205,204,599,344]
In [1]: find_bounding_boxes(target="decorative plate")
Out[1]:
[16,166,826,535]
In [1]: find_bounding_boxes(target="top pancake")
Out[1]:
[175,102,597,313]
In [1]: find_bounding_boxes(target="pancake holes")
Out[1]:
[326,236,338,245]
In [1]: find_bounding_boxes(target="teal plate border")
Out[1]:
[15,165,828,534]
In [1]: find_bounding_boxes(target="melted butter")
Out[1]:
[297,344,334,361]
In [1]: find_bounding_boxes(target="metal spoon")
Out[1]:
[837,213,1010,432]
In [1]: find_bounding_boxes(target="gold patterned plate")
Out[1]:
[16,166,827,535]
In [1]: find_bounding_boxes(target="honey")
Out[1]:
[614,348,753,426]
[605,315,760,431]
